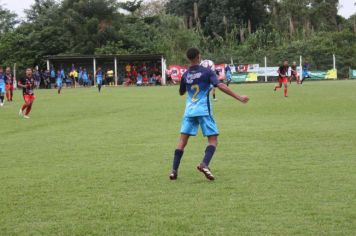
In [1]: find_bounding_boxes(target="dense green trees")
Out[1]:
[0,0,354,77]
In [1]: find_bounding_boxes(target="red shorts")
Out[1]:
[6,84,13,91]
[278,77,288,84]
[23,94,36,103]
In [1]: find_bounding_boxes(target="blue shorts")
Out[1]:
[57,82,62,87]
[97,79,103,85]
[180,116,219,137]
[0,84,5,93]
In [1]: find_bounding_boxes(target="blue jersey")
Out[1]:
[56,72,62,83]
[50,70,56,78]
[82,72,89,81]
[96,70,103,80]
[0,74,5,85]
[180,65,220,117]
[61,69,65,79]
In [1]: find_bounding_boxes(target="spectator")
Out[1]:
[50,66,56,88]
[69,67,78,88]
[106,69,114,86]
[78,67,83,85]
[155,74,162,86]
[43,69,50,89]
[149,73,157,86]
[131,66,138,83]
[33,68,41,89]
[137,73,143,86]
[82,68,89,87]
[125,63,132,74]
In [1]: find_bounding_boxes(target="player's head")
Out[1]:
[200,59,215,72]
[0,67,3,73]
[26,68,33,77]
[293,61,297,66]
[5,67,11,74]
[186,48,201,64]
[283,59,289,66]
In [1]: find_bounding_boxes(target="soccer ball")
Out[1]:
[200,60,215,72]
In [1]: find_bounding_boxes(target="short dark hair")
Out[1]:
[186,48,200,61]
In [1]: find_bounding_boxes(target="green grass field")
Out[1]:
[1,81,356,235]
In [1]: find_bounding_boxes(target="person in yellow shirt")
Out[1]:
[106,69,114,86]
[125,64,131,74]
[69,69,78,88]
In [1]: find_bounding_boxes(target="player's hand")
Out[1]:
[238,95,249,104]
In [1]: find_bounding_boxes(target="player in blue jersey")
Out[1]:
[169,48,249,181]
[96,67,104,93]
[0,68,5,107]
[56,70,63,94]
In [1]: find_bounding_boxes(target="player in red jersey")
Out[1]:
[17,68,36,119]
[274,60,289,97]
[5,67,15,102]
[289,62,300,84]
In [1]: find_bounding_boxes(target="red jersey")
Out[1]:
[5,74,14,85]
[19,76,35,95]
[278,65,289,78]
[291,65,298,75]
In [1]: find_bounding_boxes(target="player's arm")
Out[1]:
[217,83,249,103]
[210,70,248,103]
[179,76,186,96]
[17,79,26,88]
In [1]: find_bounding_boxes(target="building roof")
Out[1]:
[45,54,165,62]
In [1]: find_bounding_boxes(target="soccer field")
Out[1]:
[1,81,356,235]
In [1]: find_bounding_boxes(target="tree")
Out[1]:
[0,5,18,34]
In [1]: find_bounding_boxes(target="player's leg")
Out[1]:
[169,134,190,180]
[213,88,217,101]
[24,101,33,118]
[5,85,10,101]
[274,80,282,91]
[9,86,13,101]
[98,80,102,92]
[283,80,288,97]
[58,83,62,94]
[0,89,4,106]
[170,117,198,180]
[197,116,219,180]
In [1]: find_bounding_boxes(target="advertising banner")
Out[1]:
[167,65,187,81]
[237,64,260,73]
[231,73,258,83]
[308,69,337,80]
[349,69,356,79]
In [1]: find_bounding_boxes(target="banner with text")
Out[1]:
[167,65,187,81]
[350,69,356,79]
[231,73,258,83]
[308,69,337,80]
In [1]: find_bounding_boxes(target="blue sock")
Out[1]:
[172,149,184,172]
[202,145,216,167]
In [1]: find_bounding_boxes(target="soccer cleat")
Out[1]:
[197,164,215,181]
[169,171,178,180]
[19,109,24,116]
[23,115,30,119]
